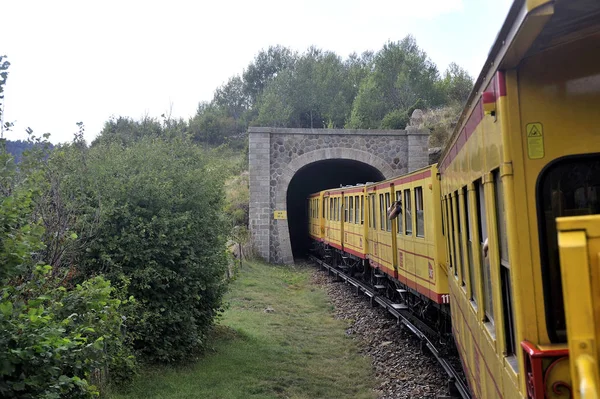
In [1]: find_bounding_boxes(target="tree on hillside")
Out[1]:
[213,76,250,126]
[242,45,297,104]
[347,36,442,129]
[253,48,356,128]
[439,62,473,106]
[189,102,237,145]
[92,115,189,147]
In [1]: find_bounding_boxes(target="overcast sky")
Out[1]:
[3,0,513,144]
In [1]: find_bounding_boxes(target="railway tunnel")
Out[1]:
[286,159,384,260]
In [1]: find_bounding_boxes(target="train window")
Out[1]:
[465,187,477,304]
[415,187,424,237]
[537,154,600,343]
[334,197,338,221]
[354,195,359,224]
[454,192,465,285]
[360,195,364,225]
[449,194,457,277]
[385,192,391,231]
[396,190,403,234]
[349,196,354,223]
[441,200,445,236]
[445,197,454,270]
[367,195,372,228]
[344,196,349,222]
[379,194,385,231]
[493,170,516,357]
[369,193,376,229]
[404,189,412,235]
[476,180,494,325]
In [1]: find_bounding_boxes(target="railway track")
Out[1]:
[308,255,471,399]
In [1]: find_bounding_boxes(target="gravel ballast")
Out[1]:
[312,269,451,399]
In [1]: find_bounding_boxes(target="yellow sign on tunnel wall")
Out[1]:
[274,211,287,220]
[526,122,544,159]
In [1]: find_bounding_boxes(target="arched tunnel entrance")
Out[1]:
[286,159,385,260]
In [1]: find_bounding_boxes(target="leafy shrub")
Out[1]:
[78,138,229,362]
[0,266,132,399]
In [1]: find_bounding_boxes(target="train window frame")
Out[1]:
[367,195,372,228]
[404,189,412,235]
[344,196,349,222]
[385,192,391,232]
[444,196,454,270]
[493,169,516,359]
[354,195,359,224]
[536,153,600,343]
[361,195,365,225]
[396,190,403,234]
[415,187,424,238]
[465,186,477,305]
[345,195,354,223]
[379,193,385,231]
[454,191,465,286]
[476,179,494,328]
[335,197,339,221]
[449,193,458,277]
[369,193,377,230]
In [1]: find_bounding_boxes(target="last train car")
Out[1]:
[438,0,600,397]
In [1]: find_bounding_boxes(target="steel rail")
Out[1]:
[309,255,471,399]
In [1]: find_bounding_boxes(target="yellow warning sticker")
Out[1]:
[273,211,287,220]
[526,123,544,159]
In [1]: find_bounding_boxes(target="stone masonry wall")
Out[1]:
[249,119,429,264]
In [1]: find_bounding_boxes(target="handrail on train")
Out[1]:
[557,215,600,399]
[576,354,599,399]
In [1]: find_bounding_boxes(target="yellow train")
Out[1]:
[308,0,600,397]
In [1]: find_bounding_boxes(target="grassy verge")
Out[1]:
[108,260,376,399]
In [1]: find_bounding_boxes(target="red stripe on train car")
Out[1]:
[371,261,446,304]
[392,169,432,186]
[440,71,506,174]
[343,187,365,194]
[375,182,393,190]
[344,247,367,259]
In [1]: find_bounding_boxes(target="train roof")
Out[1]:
[440,0,600,166]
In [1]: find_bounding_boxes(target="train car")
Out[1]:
[391,165,448,307]
[307,192,323,242]
[315,185,368,261]
[437,0,600,397]
[341,185,368,259]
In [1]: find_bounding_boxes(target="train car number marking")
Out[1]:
[526,122,544,159]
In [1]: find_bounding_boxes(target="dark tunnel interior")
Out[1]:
[286,159,384,260]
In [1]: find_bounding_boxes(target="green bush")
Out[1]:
[0,266,131,399]
[0,137,136,397]
[79,138,229,362]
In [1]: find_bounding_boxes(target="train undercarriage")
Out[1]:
[311,241,454,351]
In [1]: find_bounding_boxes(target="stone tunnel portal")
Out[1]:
[286,159,385,260]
